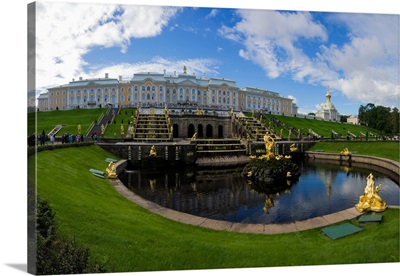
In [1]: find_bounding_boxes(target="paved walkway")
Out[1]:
[109,177,398,234]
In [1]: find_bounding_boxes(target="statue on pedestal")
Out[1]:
[355,173,387,212]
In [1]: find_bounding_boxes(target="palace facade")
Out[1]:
[37,68,298,115]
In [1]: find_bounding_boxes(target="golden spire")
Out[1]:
[326,85,331,102]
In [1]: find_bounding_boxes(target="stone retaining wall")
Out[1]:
[305,151,399,183]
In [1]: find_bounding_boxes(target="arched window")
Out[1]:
[147,86,150,91]
[120,94,125,102]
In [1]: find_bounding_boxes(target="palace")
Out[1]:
[37,68,298,115]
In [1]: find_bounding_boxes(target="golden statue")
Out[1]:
[183,66,187,74]
[170,125,173,134]
[355,173,387,212]
[101,124,105,135]
[106,162,117,179]
[340,148,352,156]
[120,124,124,135]
[191,132,197,141]
[260,132,275,160]
[290,143,298,152]
[149,145,157,157]
[129,125,134,135]
[77,124,82,134]
[195,107,203,115]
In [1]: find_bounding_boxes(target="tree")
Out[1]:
[391,107,399,135]
[36,196,109,275]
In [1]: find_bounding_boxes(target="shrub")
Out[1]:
[36,196,108,275]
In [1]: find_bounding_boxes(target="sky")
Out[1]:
[32,0,399,116]
[1,1,400,276]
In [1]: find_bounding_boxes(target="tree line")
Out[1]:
[358,103,399,136]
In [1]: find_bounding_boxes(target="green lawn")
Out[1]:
[28,108,107,136]
[246,112,379,139]
[103,108,137,138]
[30,144,399,273]
[308,141,400,162]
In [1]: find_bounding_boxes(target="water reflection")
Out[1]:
[119,160,399,224]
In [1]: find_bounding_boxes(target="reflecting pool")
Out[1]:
[119,159,399,224]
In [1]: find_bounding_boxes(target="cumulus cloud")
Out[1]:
[219,9,399,107]
[35,2,181,92]
[82,56,220,80]
[206,9,219,19]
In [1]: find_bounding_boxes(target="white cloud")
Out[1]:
[220,10,327,79]
[219,9,399,107]
[82,56,220,80]
[35,2,181,93]
[287,95,297,103]
[206,9,219,19]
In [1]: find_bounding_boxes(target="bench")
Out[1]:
[105,158,118,163]
[89,168,105,179]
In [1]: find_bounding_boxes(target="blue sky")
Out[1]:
[33,0,399,116]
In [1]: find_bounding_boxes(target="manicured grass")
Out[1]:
[30,145,399,273]
[103,108,137,138]
[28,108,107,136]
[308,141,400,162]
[246,112,378,139]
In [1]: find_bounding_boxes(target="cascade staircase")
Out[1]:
[194,139,247,157]
[86,107,120,138]
[237,116,274,141]
[132,112,171,142]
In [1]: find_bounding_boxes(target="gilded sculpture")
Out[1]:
[355,173,387,212]
[149,145,157,157]
[106,162,117,179]
[340,147,352,156]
